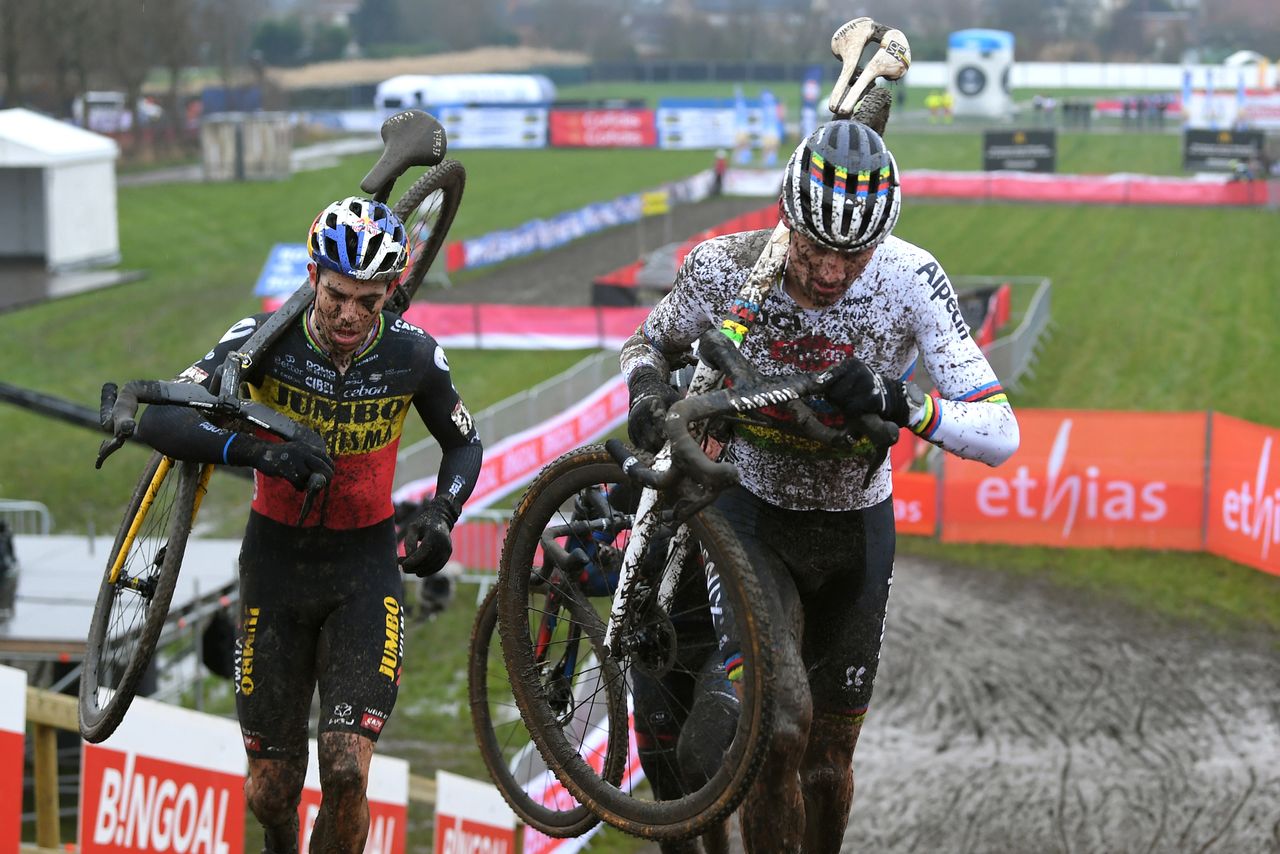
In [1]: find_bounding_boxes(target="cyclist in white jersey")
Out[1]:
[620,119,1018,853]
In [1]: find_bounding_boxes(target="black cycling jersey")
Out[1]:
[145,308,482,529]
[139,306,484,757]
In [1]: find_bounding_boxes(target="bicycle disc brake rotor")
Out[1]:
[622,601,678,679]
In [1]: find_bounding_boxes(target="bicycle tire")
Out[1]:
[497,445,775,842]
[386,158,466,314]
[79,453,206,743]
[469,585,625,837]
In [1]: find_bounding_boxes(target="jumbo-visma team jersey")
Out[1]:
[180,311,479,529]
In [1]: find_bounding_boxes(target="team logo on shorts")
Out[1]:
[360,710,386,734]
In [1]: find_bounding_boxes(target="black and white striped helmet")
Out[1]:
[781,119,901,252]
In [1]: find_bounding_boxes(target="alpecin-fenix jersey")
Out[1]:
[179,309,481,529]
[620,229,1019,512]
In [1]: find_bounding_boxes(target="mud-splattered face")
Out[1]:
[308,265,393,356]
[784,228,876,309]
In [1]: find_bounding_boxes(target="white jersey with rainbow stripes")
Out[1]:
[620,228,1019,512]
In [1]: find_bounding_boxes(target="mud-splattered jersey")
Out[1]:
[620,229,1018,511]
[181,310,481,529]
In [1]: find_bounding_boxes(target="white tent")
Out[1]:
[0,108,119,270]
[374,73,556,110]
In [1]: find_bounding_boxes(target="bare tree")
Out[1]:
[29,0,100,117]
[149,0,197,148]
[0,0,33,107]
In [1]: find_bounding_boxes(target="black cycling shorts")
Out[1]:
[713,487,896,718]
[234,511,405,759]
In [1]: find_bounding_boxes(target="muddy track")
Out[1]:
[425,196,769,308]
[842,556,1280,853]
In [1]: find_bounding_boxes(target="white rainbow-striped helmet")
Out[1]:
[782,120,901,252]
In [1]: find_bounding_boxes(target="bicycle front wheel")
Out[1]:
[387,158,466,313]
[470,585,624,837]
[497,445,776,842]
[79,453,209,743]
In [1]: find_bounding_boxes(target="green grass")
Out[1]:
[899,538,1280,640]
[0,146,716,533]
[895,203,1277,421]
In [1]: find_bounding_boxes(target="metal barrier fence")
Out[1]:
[395,350,620,489]
[978,276,1053,392]
[0,500,53,535]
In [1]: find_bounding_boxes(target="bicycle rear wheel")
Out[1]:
[386,158,466,314]
[497,445,775,842]
[469,585,625,837]
[79,453,209,743]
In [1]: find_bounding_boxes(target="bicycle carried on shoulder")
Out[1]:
[79,109,466,744]
[485,18,910,842]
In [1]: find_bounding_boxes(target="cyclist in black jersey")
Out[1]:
[136,197,483,854]
[621,121,1019,853]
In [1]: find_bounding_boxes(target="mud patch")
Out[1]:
[843,556,1280,852]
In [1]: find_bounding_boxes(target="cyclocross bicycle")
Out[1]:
[492,17,911,842]
[79,109,466,744]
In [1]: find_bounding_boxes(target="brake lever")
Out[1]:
[95,382,135,469]
[296,472,329,526]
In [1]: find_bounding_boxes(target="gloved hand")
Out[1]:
[824,357,911,428]
[228,436,334,491]
[626,367,681,452]
[400,495,461,578]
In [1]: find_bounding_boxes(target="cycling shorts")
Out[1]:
[234,512,405,759]
[713,487,895,717]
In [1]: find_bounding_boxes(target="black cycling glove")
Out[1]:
[824,357,911,428]
[400,495,461,578]
[626,367,681,453]
[228,436,335,491]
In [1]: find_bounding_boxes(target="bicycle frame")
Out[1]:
[107,460,214,585]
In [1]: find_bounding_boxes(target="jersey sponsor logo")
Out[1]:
[235,606,261,696]
[259,378,411,456]
[176,365,209,385]
[433,344,450,372]
[392,317,426,337]
[378,597,403,682]
[450,400,474,438]
[344,383,390,399]
[218,317,257,344]
[305,359,337,381]
[915,261,971,340]
[767,335,855,372]
[304,375,335,395]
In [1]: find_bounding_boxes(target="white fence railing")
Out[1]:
[0,500,53,535]
[395,350,620,489]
